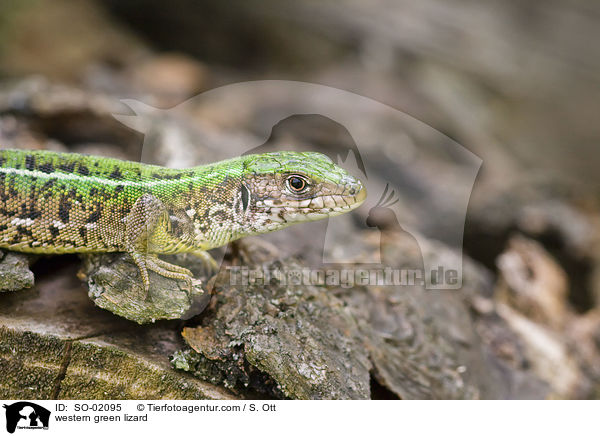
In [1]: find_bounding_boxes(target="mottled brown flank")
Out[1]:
[16,225,32,236]
[87,206,102,223]
[79,227,88,244]
[212,210,228,221]
[48,226,60,238]
[19,202,41,220]
[201,209,211,221]
[58,196,72,223]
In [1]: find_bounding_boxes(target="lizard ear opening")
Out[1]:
[241,183,250,212]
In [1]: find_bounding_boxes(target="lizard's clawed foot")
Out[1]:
[131,253,200,298]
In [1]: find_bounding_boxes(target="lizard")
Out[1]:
[0,148,366,295]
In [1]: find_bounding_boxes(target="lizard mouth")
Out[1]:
[252,177,367,225]
[275,181,367,221]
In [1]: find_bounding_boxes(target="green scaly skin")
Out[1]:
[0,149,366,295]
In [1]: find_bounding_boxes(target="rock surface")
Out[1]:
[0,251,34,292]
[0,261,234,399]
[173,237,550,399]
[81,253,212,324]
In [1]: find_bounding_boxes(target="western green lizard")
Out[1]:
[0,149,366,294]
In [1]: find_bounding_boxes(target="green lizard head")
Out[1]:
[237,151,367,236]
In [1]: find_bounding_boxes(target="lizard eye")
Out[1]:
[286,175,309,193]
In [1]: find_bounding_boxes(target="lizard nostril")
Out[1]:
[349,187,356,195]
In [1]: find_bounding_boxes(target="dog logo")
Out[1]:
[3,402,50,433]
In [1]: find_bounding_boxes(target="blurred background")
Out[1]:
[2,0,599,186]
[1,0,600,398]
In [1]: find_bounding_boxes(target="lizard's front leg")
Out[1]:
[124,193,194,296]
[168,210,220,275]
